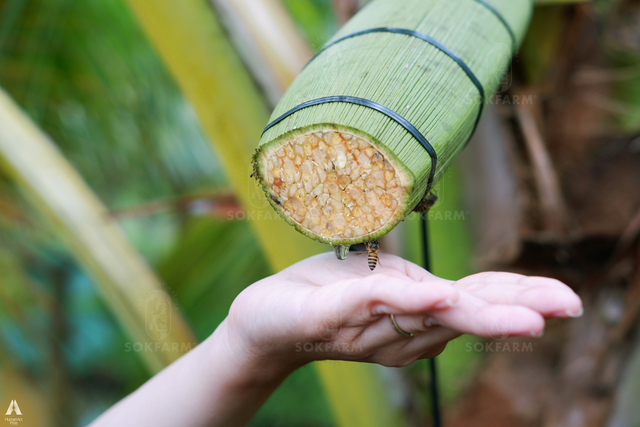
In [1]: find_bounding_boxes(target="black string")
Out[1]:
[473,0,517,52]
[262,95,438,191]
[304,27,485,134]
[260,4,516,427]
[420,215,442,427]
[261,7,514,427]
[263,6,514,427]
[429,356,442,427]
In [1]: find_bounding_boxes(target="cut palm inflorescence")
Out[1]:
[254,0,533,249]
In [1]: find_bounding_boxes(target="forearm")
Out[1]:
[90,320,292,427]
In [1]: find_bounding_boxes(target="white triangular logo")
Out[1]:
[5,400,22,415]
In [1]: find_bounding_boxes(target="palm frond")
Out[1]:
[0,87,197,374]
[211,0,312,105]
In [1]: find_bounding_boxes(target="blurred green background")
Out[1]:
[0,0,475,425]
[1,0,639,426]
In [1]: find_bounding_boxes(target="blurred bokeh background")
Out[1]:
[0,0,639,426]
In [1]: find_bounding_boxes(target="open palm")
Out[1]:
[226,253,582,370]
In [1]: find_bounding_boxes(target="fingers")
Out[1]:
[454,272,583,317]
[367,290,546,340]
[290,255,581,321]
[406,328,460,357]
[361,325,458,367]
[391,313,444,335]
[335,275,460,321]
[429,290,546,338]
[416,342,449,360]
[356,310,456,348]
[318,274,549,354]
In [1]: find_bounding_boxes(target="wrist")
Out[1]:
[203,319,297,388]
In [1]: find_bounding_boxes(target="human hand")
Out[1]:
[93,253,583,427]
[222,252,582,377]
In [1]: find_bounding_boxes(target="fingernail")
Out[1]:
[566,307,584,318]
[530,330,544,338]
[434,298,458,309]
[371,304,391,315]
[424,317,443,327]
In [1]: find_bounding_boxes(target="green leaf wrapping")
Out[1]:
[255,0,533,245]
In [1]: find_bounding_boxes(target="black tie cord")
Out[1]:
[473,0,517,53]
[304,27,486,134]
[260,4,519,427]
[261,4,518,425]
[262,0,517,193]
[421,216,442,427]
[262,95,438,192]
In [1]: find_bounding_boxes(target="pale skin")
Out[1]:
[91,253,583,427]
